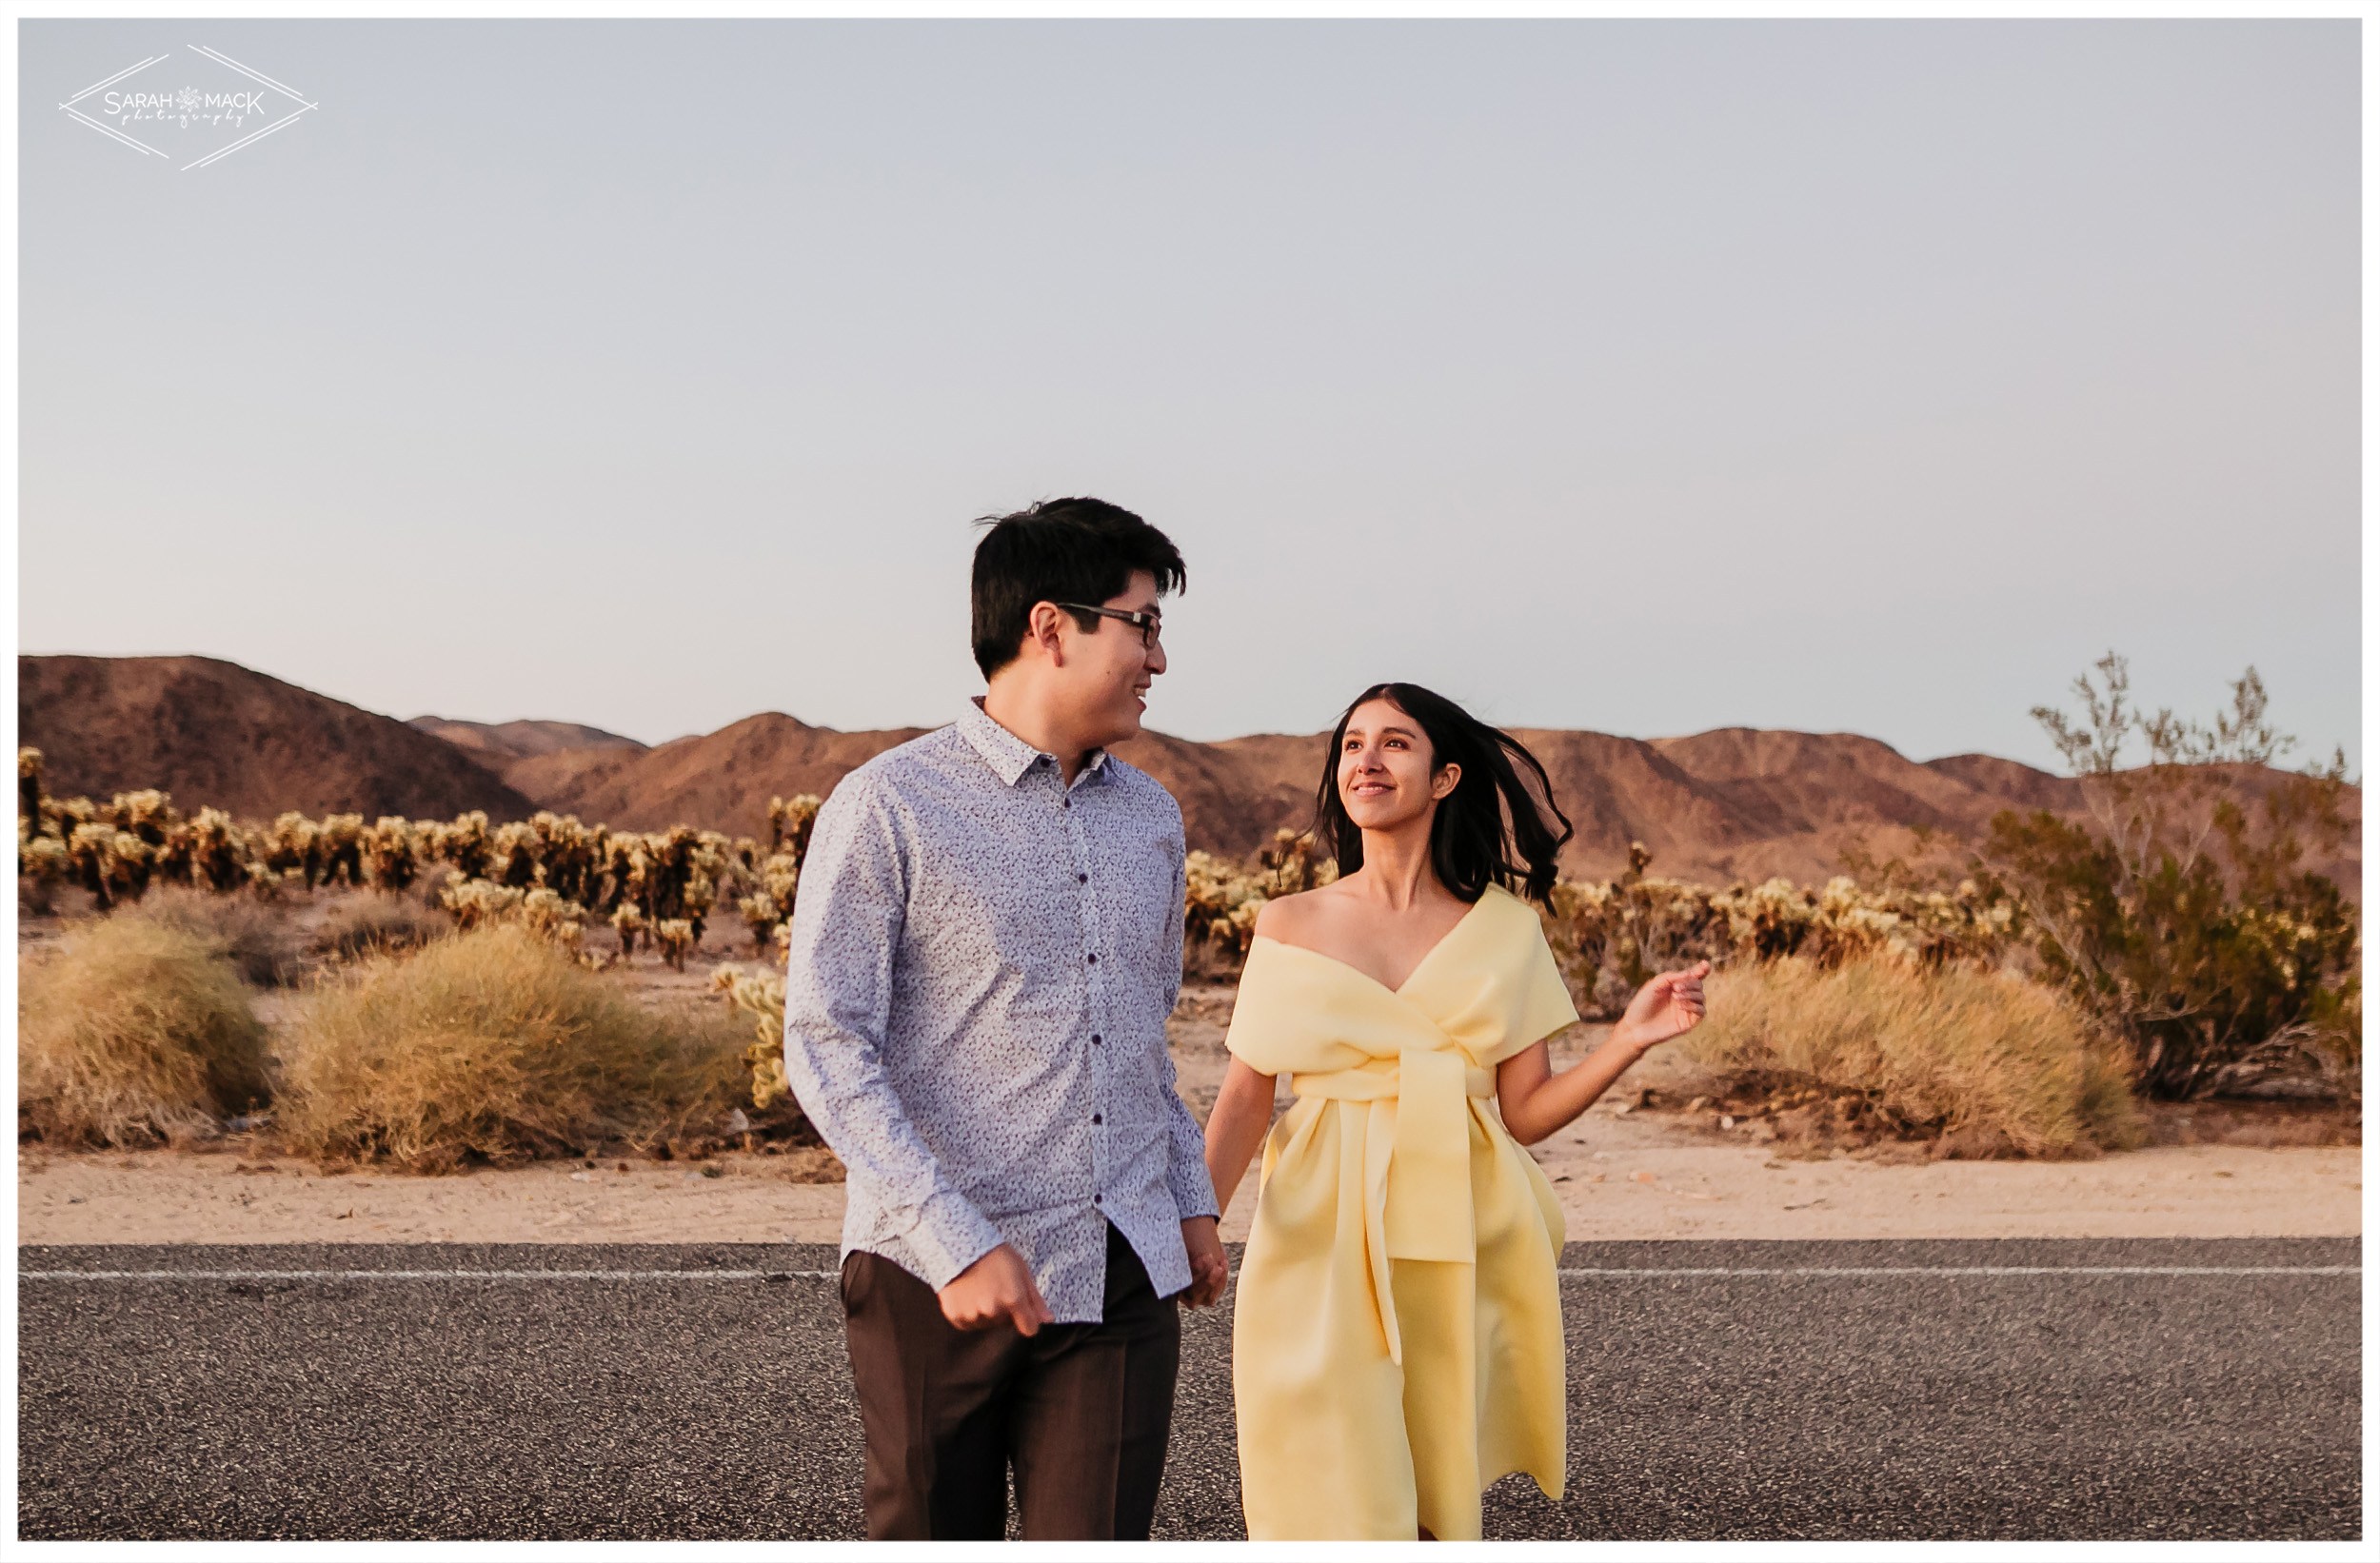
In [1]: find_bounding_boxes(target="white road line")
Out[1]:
[17,1264,2359,1282]
[21,1269,846,1281]
[1556,1265,2360,1277]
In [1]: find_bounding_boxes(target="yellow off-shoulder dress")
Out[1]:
[1223,881,1579,1541]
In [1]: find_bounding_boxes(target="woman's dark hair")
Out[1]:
[970,497,1186,679]
[1314,683,1573,905]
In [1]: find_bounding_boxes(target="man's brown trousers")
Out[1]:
[839,1221,1181,1540]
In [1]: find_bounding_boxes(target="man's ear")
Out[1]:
[1432,762,1461,801]
[1023,601,1070,666]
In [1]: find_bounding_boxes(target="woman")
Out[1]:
[1202,683,1711,1541]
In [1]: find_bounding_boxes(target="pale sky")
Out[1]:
[18,19,2361,775]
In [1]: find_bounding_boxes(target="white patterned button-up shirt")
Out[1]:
[779,698,1220,1321]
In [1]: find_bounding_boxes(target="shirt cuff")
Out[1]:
[1169,1165,1222,1223]
[900,1187,1006,1291]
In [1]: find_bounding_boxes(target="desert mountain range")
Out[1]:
[18,654,2360,893]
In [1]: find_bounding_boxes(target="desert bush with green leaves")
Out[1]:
[1974,655,2361,1099]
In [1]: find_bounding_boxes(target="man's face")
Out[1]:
[1052,568,1166,745]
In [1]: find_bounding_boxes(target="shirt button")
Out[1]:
[1086,953,1098,964]
[1091,1035,1102,1045]
[1078,873,1087,884]
[1093,1193,1103,1205]
[1092,1113,1102,1125]
[1062,798,1071,810]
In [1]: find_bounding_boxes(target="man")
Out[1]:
[780,496,1230,1541]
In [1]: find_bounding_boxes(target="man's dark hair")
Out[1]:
[970,497,1187,680]
[1313,682,1575,904]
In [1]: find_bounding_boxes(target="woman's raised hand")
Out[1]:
[1615,959,1712,1053]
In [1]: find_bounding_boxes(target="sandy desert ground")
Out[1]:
[20,991,2361,1246]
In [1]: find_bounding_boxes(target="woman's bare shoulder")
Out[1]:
[1251,882,1348,940]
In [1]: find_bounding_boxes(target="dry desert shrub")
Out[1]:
[1685,955,2144,1158]
[275,923,750,1172]
[18,917,269,1147]
[121,884,304,986]
[307,893,453,962]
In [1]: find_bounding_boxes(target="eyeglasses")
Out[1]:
[1054,603,1163,649]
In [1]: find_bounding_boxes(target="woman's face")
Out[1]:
[1337,697,1459,833]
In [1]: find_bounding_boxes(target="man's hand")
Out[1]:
[1181,1216,1228,1308]
[937,1243,1054,1335]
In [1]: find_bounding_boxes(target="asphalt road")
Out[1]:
[17,1237,2361,1540]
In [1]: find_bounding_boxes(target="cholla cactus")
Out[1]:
[760,850,800,906]
[426,810,492,880]
[736,849,803,949]
[18,831,67,912]
[365,817,420,893]
[317,814,367,887]
[652,917,697,970]
[1535,855,2027,1018]
[530,813,605,907]
[1699,874,2016,972]
[1256,829,1336,897]
[487,820,543,889]
[738,891,783,952]
[608,825,726,933]
[439,871,522,931]
[66,822,153,908]
[604,833,651,919]
[609,900,646,960]
[768,795,822,862]
[1180,833,1345,960]
[682,867,717,943]
[1544,870,1730,1011]
[265,812,323,887]
[711,963,797,1112]
[1184,850,1267,954]
[18,748,43,836]
[1894,880,2017,968]
[64,821,111,900]
[1707,878,1816,963]
[186,808,250,892]
[149,819,196,887]
[518,887,586,948]
[7,762,2044,1038]
[438,871,585,947]
[105,789,180,843]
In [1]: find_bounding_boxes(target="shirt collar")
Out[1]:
[961,697,1111,788]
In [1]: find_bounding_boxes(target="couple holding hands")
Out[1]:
[780,497,1711,1541]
